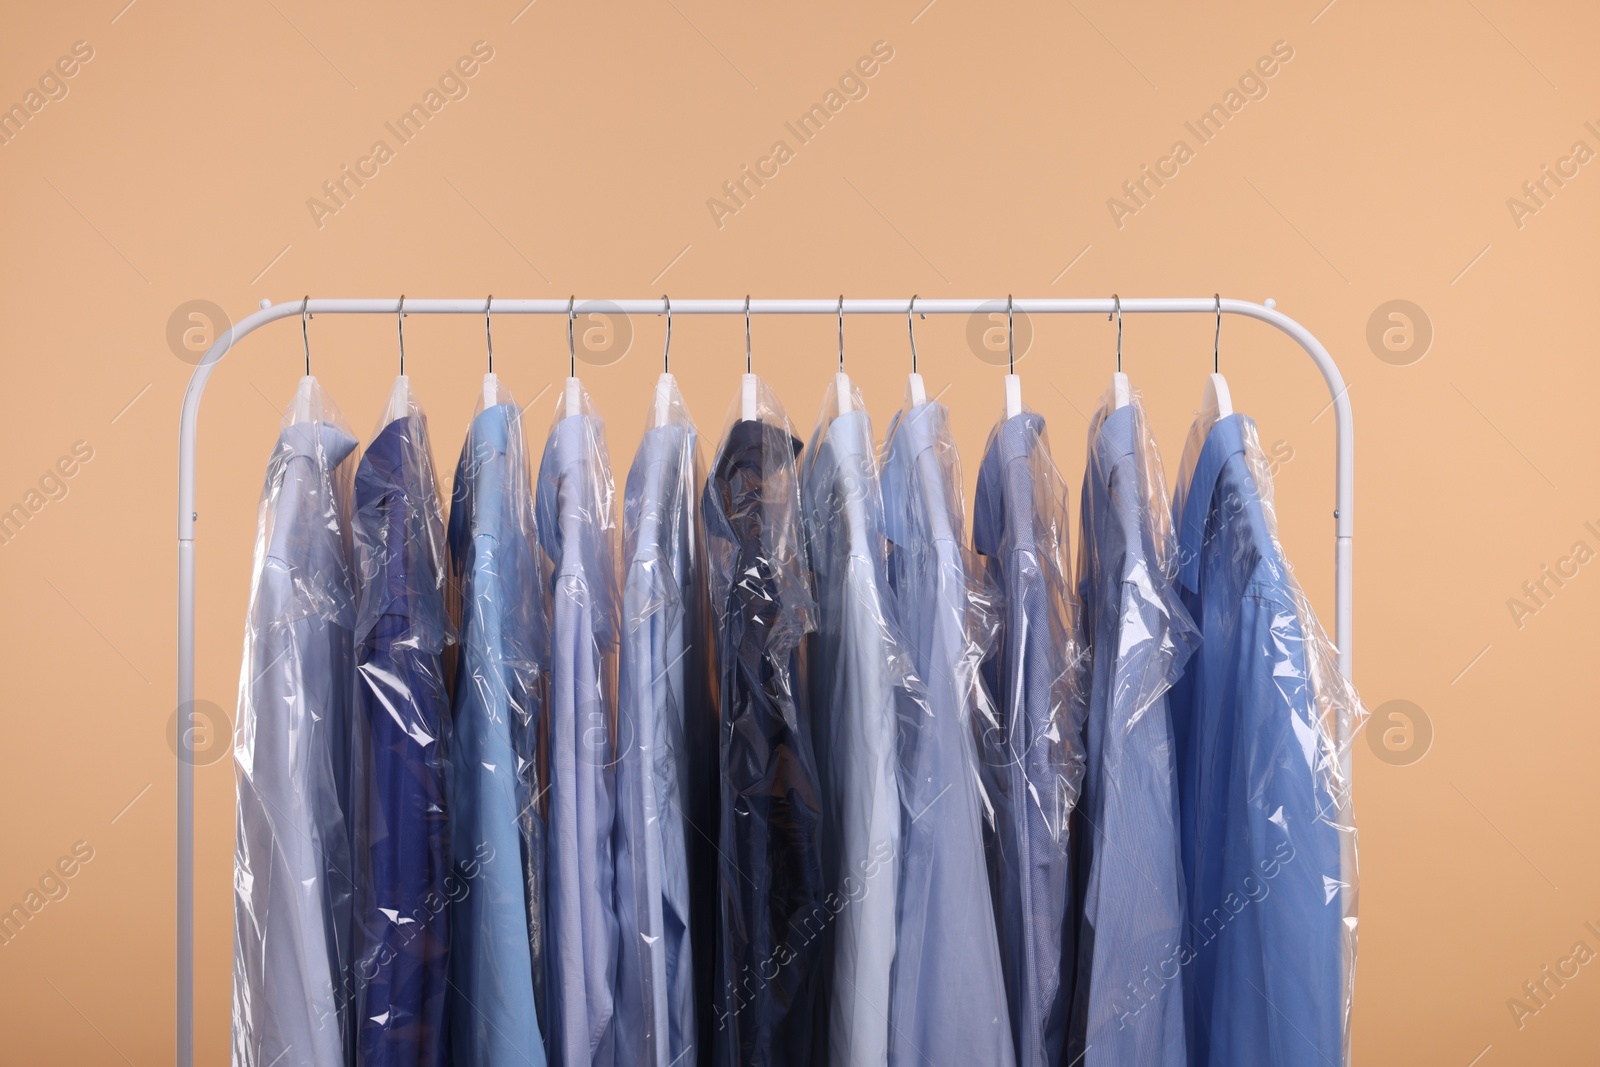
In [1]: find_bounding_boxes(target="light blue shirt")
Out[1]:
[233,414,358,1067]
[1169,413,1346,1067]
[881,400,1016,1067]
[802,404,905,1067]
[446,402,549,1067]
[536,407,621,1067]
[615,415,713,1067]
[1070,401,1195,1067]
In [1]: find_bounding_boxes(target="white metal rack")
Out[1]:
[176,296,1355,1067]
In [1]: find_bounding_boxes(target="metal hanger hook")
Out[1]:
[837,295,845,372]
[1213,293,1222,374]
[300,295,311,376]
[744,295,752,374]
[396,295,406,375]
[907,295,919,375]
[1007,294,1015,375]
[1110,294,1123,373]
[484,295,493,374]
[566,295,576,378]
[661,294,672,373]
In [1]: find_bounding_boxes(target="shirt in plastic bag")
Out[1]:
[971,406,1085,1067]
[880,393,1016,1067]
[1169,408,1363,1067]
[614,376,717,1067]
[800,379,909,1067]
[351,377,456,1067]
[233,376,359,1067]
[535,382,622,1067]
[700,377,825,1067]
[445,380,550,1066]
[1069,389,1198,1067]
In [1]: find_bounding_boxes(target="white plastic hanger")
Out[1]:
[1202,294,1232,418]
[906,295,927,405]
[834,295,853,416]
[1110,294,1130,409]
[292,296,317,422]
[564,295,581,419]
[482,295,499,409]
[382,295,411,426]
[741,295,757,421]
[1004,294,1022,418]
[655,294,674,427]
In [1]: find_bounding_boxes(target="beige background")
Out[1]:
[2,0,1596,1062]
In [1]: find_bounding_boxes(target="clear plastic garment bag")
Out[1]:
[349,376,456,1067]
[232,376,358,1067]
[970,400,1086,1067]
[701,375,826,1067]
[444,377,550,1067]
[880,387,1016,1067]
[1069,385,1197,1067]
[1169,400,1364,1067]
[535,381,622,1067]
[614,376,717,1067]
[800,377,913,1067]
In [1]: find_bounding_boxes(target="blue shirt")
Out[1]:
[1169,413,1346,1067]
[1070,402,1195,1067]
[880,400,1016,1067]
[536,407,622,1067]
[352,409,455,1067]
[615,413,715,1067]
[234,411,359,1067]
[446,401,550,1067]
[971,411,1081,1067]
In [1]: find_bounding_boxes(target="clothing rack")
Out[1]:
[175,296,1355,1067]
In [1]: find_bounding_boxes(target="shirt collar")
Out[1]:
[535,412,620,644]
[882,402,950,547]
[279,419,358,468]
[1090,403,1139,491]
[448,403,519,562]
[972,412,1046,558]
[358,414,415,488]
[704,418,803,548]
[627,423,689,567]
[469,401,514,454]
[824,409,875,553]
[1176,413,1247,594]
[264,422,357,583]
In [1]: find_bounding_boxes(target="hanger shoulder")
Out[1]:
[1203,372,1232,417]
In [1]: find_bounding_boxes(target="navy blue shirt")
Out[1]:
[352,411,454,1067]
[702,417,825,1067]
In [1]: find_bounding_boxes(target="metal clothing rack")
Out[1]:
[175,296,1355,1067]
